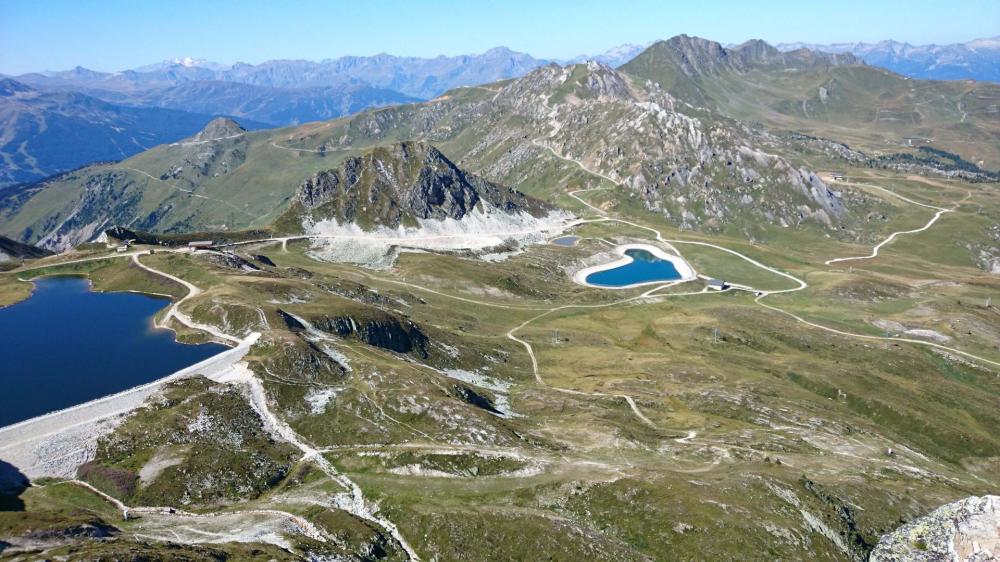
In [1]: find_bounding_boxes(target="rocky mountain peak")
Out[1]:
[495,60,635,116]
[732,38,784,63]
[482,46,517,58]
[290,141,550,230]
[633,35,861,79]
[190,117,246,142]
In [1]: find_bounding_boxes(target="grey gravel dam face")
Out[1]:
[0,276,225,427]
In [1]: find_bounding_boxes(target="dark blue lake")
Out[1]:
[0,276,225,427]
[585,249,682,287]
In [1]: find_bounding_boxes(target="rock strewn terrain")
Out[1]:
[872,495,999,562]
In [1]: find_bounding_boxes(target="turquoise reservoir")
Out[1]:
[584,249,682,287]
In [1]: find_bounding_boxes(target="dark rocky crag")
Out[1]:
[285,141,552,231]
[308,311,430,359]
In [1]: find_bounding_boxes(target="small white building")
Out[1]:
[187,240,214,250]
[707,279,730,291]
[830,172,846,181]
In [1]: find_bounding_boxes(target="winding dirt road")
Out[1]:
[537,141,999,372]
[7,250,421,559]
[824,178,959,265]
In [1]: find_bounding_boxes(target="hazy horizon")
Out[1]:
[2,0,999,75]
[7,34,1000,77]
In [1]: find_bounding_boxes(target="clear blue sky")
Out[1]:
[2,0,998,74]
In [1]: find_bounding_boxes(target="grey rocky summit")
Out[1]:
[292,141,551,229]
[189,117,246,142]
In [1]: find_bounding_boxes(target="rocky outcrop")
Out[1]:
[0,235,53,260]
[201,251,260,272]
[482,61,848,233]
[254,332,348,383]
[84,377,300,507]
[290,141,551,230]
[450,384,503,416]
[159,118,248,184]
[308,311,430,358]
[871,495,999,562]
[189,117,246,142]
[969,224,1000,274]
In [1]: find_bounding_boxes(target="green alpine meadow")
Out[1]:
[0,2,997,560]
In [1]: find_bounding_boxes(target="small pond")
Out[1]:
[583,248,684,288]
[551,236,580,247]
[0,276,226,427]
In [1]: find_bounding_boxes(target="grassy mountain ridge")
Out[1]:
[622,36,1000,170]
[4,37,996,250]
[2,60,861,249]
[0,78,269,188]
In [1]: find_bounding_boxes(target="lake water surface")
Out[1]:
[584,249,683,287]
[0,276,225,427]
[551,236,580,247]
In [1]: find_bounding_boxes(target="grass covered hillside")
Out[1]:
[0,42,911,250]
[1,35,999,561]
[621,36,1000,171]
[0,78,269,188]
[2,160,997,559]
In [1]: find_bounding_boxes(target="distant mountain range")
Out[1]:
[14,47,550,106]
[0,48,559,188]
[8,34,999,251]
[13,45,653,100]
[564,43,653,67]
[4,37,998,191]
[776,37,1000,82]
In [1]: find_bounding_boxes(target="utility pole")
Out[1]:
[713,327,720,344]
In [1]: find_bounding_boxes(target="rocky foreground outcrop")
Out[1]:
[871,495,999,562]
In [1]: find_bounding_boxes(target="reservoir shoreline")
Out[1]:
[572,243,697,289]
